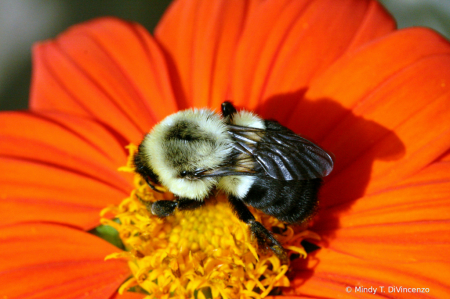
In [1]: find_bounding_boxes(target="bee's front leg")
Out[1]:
[146,198,205,218]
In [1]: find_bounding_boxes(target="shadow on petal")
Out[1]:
[256,91,406,282]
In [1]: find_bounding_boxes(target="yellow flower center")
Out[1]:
[102,145,320,299]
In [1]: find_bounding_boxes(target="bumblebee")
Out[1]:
[134,102,334,262]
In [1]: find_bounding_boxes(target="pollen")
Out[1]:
[102,145,320,299]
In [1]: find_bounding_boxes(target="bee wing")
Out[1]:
[194,163,256,177]
[228,125,334,180]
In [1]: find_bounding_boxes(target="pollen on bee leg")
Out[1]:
[101,144,322,298]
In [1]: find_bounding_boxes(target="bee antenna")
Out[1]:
[144,177,164,193]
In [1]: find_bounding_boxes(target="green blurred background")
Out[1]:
[1,0,450,111]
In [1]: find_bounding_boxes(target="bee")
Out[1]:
[134,101,334,262]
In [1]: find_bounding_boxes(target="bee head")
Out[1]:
[140,109,232,200]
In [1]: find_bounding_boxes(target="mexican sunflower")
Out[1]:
[1,0,450,298]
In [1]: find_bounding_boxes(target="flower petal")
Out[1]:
[111,292,145,299]
[0,111,132,230]
[0,223,129,299]
[231,0,395,113]
[30,17,177,143]
[295,161,450,297]
[319,162,450,231]
[156,0,394,112]
[292,248,449,298]
[287,28,450,205]
[267,296,308,299]
[155,0,262,108]
[439,151,450,162]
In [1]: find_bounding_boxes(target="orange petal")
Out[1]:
[267,296,309,299]
[0,111,132,230]
[155,0,262,109]
[30,17,177,144]
[0,223,130,299]
[439,150,450,162]
[318,161,450,230]
[285,28,450,206]
[292,248,449,298]
[111,292,145,299]
[289,28,450,138]
[295,161,450,297]
[231,0,394,114]
[156,0,394,112]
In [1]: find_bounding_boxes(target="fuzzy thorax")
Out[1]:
[141,109,232,200]
[218,110,265,198]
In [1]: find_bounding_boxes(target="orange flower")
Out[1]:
[1,0,450,298]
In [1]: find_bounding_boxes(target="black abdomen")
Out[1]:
[242,176,322,224]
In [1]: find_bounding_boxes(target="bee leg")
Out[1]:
[228,195,288,264]
[221,101,237,118]
[149,198,205,218]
